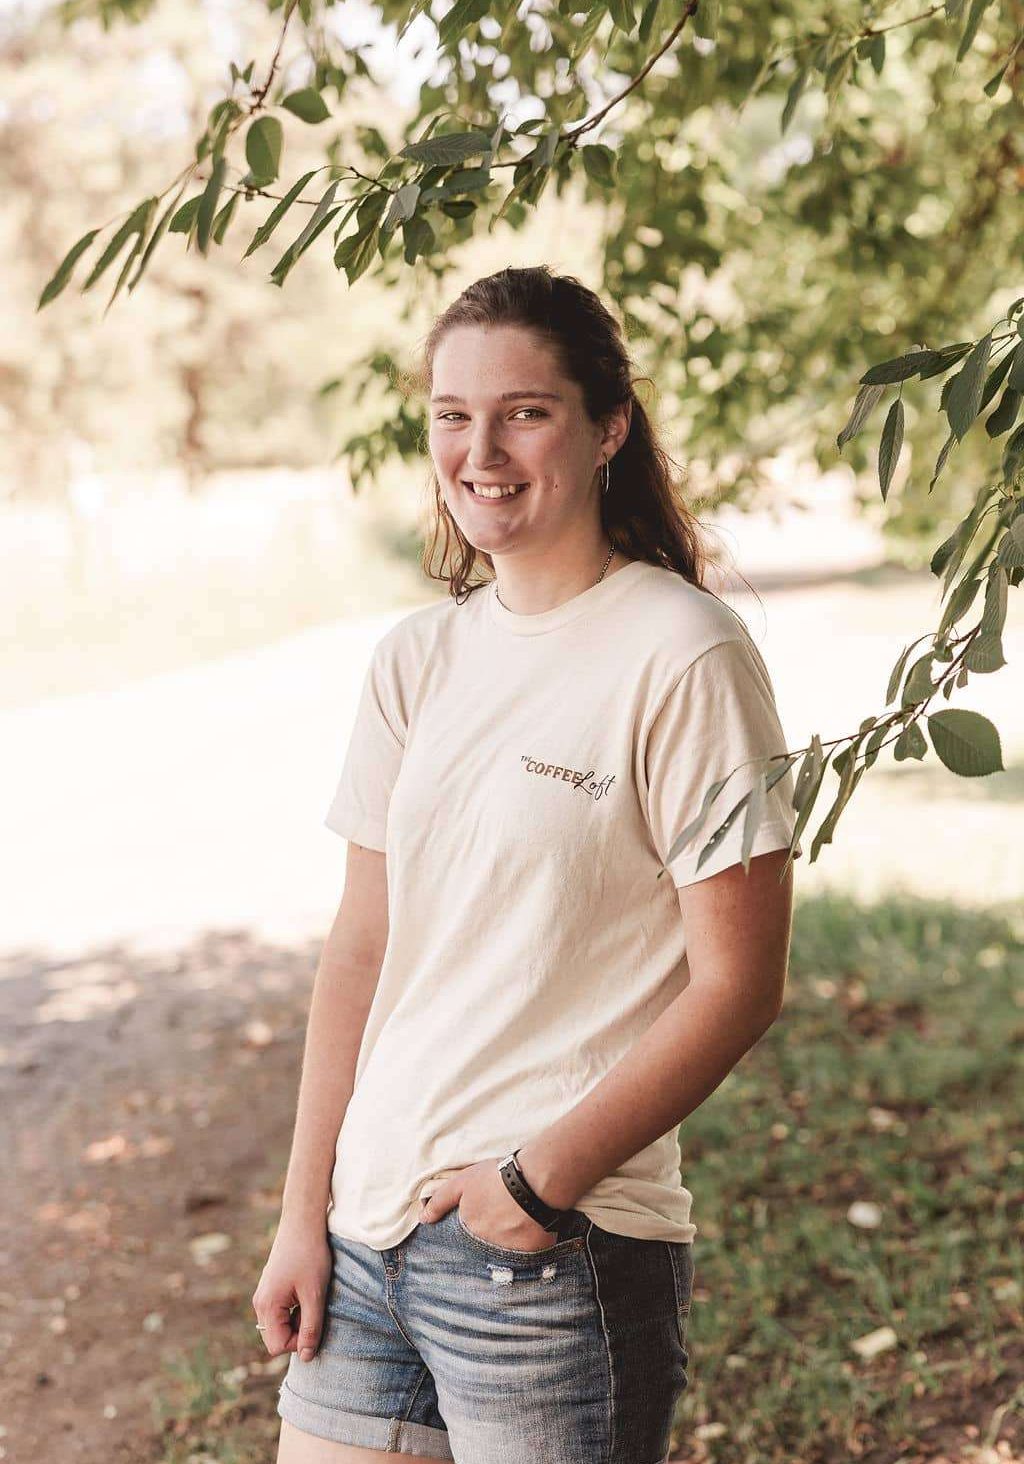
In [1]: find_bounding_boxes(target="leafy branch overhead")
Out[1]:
[37,0,1022,880]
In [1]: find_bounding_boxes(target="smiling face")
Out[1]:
[427,323,627,560]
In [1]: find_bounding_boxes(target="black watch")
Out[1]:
[497,1149,567,1230]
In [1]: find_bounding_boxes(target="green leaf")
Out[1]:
[877,398,904,501]
[955,0,996,62]
[434,165,492,197]
[246,115,284,184]
[979,344,1017,410]
[196,157,226,255]
[397,0,431,43]
[740,769,768,873]
[963,633,1006,673]
[980,565,1008,637]
[986,387,1022,438]
[281,88,330,123]
[37,229,100,309]
[399,130,493,166]
[80,201,153,291]
[128,183,188,291]
[929,431,956,491]
[381,182,421,234]
[869,32,885,74]
[995,515,1024,568]
[288,181,339,252]
[859,350,938,385]
[104,196,156,310]
[792,734,823,812]
[984,60,1009,95]
[1008,344,1024,392]
[902,652,937,707]
[607,0,637,33]
[930,518,968,578]
[937,575,982,636]
[437,0,490,46]
[781,746,831,877]
[638,0,661,44]
[570,3,608,62]
[893,722,927,762]
[885,642,915,705]
[168,195,202,234]
[104,196,156,311]
[927,708,1003,776]
[334,214,383,285]
[946,332,992,439]
[243,168,320,258]
[210,190,239,245]
[863,724,889,768]
[809,757,864,863]
[836,382,885,450]
[695,788,753,874]
[917,342,972,380]
[693,0,718,40]
[1002,424,1024,484]
[580,144,616,188]
[269,183,340,286]
[401,213,435,265]
[781,68,808,135]
[664,775,733,866]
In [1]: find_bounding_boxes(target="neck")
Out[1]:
[492,542,625,615]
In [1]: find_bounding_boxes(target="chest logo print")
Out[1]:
[521,755,615,802]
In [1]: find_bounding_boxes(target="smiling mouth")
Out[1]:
[462,481,530,499]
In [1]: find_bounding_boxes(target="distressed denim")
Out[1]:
[278,1205,694,1463]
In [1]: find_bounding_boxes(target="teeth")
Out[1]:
[466,482,527,498]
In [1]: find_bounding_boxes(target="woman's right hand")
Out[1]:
[252,1220,333,1361]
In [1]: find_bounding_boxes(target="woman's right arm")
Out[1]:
[253,841,388,1359]
[278,841,389,1228]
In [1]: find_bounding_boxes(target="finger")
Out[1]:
[421,1190,450,1222]
[294,1288,325,1363]
[258,1301,298,1356]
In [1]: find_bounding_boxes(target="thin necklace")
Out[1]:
[495,543,616,611]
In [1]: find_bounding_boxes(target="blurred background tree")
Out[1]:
[16,0,1022,549]
[10,0,1023,847]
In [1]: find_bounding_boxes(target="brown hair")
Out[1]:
[408,265,712,604]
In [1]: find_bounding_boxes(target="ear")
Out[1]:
[601,398,632,461]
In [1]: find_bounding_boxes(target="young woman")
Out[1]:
[257,266,801,1464]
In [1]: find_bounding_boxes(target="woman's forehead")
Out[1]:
[431,325,572,396]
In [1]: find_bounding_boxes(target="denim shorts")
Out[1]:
[277,1203,694,1463]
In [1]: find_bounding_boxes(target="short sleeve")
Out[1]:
[642,636,802,887]
[324,635,407,851]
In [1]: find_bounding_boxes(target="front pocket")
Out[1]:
[455,1205,583,1261]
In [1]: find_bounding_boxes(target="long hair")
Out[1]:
[407,265,711,603]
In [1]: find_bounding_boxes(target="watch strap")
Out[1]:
[498,1149,566,1229]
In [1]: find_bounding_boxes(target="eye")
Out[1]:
[434,408,548,422]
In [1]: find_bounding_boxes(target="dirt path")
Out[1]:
[2,930,315,1463]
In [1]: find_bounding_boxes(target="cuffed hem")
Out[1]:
[277,1379,455,1459]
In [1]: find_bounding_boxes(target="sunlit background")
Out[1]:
[2,3,1021,1462]
[3,0,1019,956]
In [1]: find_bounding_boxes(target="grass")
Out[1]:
[149,889,1024,1463]
[670,890,1024,1462]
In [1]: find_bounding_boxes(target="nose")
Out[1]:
[465,418,511,474]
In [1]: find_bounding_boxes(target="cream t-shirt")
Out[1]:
[323,559,801,1249]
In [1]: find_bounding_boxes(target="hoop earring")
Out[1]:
[601,459,611,496]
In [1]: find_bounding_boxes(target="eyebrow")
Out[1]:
[430,390,564,404]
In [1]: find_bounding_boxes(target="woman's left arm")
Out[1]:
[515,847,794,1212]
